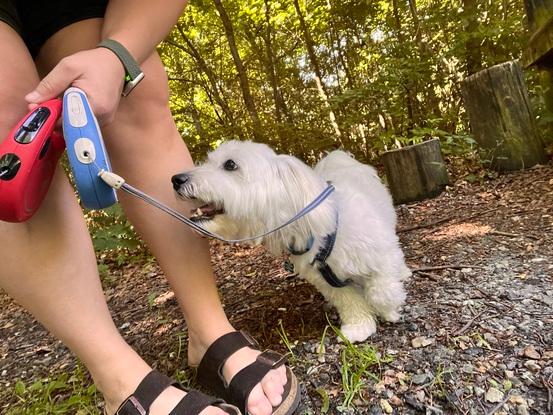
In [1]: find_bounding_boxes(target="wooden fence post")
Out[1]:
[461,60,546,171]
[382,138,449,205]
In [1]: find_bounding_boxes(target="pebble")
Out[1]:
[523,360,541,372]
[412,373,433,385]
[523,345,541,360]
[411,336,434,348]
[485,387,504,403]
[380,399,393,414]
[474,386,485,397]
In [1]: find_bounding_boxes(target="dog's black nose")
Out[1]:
[171,173,190,190]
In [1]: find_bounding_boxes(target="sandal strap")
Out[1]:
[227,351,288,412]
[169,390,228,415]
[197,331,258,396]
[115,370,174,415]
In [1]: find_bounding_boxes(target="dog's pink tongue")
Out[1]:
[200,204,216,215]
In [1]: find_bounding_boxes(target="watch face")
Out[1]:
[0,153,22,181]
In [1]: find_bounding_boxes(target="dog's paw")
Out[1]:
[381,310,401,323]
[340,319,377,343]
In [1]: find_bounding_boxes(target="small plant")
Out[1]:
[326,318,393,409]
[275,319,296,362]
[428,363,453,398]
[9,365,100,414]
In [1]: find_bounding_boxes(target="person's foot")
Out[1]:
[98,359,230,415]
[188,331,289,415]
[105,386,229,415]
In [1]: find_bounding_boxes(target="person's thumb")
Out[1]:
[25,58,78,104]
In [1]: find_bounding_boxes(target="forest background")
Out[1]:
[90,0,548,252]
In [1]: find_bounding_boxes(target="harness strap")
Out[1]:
[310,213,352,288]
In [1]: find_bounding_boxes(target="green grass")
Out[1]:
[8,365,101,414]
[327,318,393,409]
[275,319,297,362]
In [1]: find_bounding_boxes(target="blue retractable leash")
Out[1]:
[63,88,117,209]
[63,87,335,243]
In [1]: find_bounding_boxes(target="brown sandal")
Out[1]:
[113,370,241,414]
[196,331,301,415]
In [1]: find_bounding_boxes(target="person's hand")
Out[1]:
[25,47,126,125]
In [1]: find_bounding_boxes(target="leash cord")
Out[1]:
[96,167,335,244]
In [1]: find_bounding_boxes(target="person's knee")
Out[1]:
[114,52,172,131]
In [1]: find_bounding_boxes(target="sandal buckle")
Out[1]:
[239,330,259,348]
[115,396,147,415]
[257,350,287,368]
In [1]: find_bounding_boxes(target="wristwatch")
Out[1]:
[97,39,145,96]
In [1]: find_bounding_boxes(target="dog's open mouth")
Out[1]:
[190,202,224,222]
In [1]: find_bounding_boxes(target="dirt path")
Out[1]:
[1,165,552,414]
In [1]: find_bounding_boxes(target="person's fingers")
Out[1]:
[25,57,80,104]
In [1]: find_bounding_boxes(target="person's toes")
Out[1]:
[276,364,287,384]
[246,383,274,415]
[261,370,284,407]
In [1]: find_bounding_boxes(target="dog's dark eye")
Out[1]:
[223,159,238,171]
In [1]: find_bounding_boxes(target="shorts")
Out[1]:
[0,0,108,57]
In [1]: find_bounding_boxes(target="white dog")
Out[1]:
[171,140,410,342]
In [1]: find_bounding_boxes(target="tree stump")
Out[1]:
[524,0,553,69]
[382,138,449,205]
[461,60,546,171]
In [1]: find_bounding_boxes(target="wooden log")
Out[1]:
[461,60,546,171]
[382,138,449,205]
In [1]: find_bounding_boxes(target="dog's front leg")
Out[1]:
[301,269,377,343]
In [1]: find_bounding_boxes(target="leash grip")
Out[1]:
[0,99,64,222]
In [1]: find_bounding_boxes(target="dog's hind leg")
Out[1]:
[302,269,377,343]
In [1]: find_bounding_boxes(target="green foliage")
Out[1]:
[86,205,140,253]
[158,0,531,163]
[9,366,100,414]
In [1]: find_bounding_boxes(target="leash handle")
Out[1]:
[98,169,334,243]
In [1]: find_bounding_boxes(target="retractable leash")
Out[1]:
[62,87,117,209]
[0,99,65,222]
[62,87,335,243]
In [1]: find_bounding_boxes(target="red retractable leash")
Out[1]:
[0,99,65,222]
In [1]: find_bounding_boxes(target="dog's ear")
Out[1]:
[274,155,323,208]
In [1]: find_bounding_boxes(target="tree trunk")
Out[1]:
[292,0,344,143]
[170,28,235,125]
[212,0,263,140]
[392,0,416,133]
[461,60,546,171]
[382,138,449,204]
[462,0,483,75]
[263,0,293,125]
[408,0,442,121]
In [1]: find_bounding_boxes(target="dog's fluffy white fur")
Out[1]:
[174,140,410,342]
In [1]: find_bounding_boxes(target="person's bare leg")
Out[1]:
[37,18,288,415]
[0,23,224,415]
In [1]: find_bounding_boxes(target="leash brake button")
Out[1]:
[14,107,51,144]
[66,92,87,127]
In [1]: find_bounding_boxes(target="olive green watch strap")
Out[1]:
[97,39,144,96]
